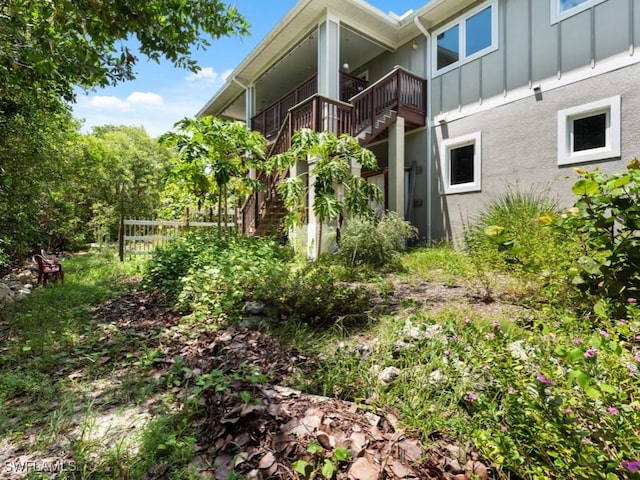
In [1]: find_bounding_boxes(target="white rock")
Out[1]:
[428,369,448,386]
[378,366,401,385]
[508,340,529,362]
[402,320,442,340]
[244,301,265,315]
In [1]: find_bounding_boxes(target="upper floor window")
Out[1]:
[433,1,497,76]
[550,0,608,24]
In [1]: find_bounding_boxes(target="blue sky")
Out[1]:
[72,1,428,137]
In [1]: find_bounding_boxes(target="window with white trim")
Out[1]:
[557,96,621,166]
[433,1,497,75]
[550,0,608,24]
[441,132,482,194]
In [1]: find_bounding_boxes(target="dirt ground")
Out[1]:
[1,277,531,479]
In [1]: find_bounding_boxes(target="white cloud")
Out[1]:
[78,95,129,111]
[185,67,232,85]
[127,92,164,106]
[77,91,164,113]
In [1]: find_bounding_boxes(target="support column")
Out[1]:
[306,156,318,259]
[317,15,340,100]
[388,117,406,218]
[246,85,257,180]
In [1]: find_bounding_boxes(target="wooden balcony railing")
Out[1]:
[244,66,426,236]
[251,72,369,140]
[351,66,426,138]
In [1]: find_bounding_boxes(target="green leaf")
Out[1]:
[332,447,351,462]
[572,179,600,196]
[293,460,310,475]
[567,369,592,388]
[599,383,618,394]
[307,441,324,455]
[322,459,337,479]
[566,348,586,364]
[584,386,601,399]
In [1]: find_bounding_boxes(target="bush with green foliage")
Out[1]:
[462,188,575,303]
[144,232,291,321]
[275,263,371,328]
[337,211,418,268]
[553,162,640,313]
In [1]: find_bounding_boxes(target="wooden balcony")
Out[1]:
[251,72,369,140]
[243,66,426,237]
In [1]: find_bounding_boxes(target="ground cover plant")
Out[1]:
[1,164,638,479]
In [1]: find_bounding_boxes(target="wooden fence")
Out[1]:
[118,216,238,261]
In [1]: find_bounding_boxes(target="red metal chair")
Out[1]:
[32,253,64,285]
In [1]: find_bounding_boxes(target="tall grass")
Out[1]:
[462,187,574,304]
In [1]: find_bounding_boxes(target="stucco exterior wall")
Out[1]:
[431,61,640,242]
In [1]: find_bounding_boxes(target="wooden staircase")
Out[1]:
[242,66,427,237]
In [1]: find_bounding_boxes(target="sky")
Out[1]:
[72,1,428,138]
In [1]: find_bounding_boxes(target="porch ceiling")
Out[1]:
[198,0,417,119]
[198,0,472,120]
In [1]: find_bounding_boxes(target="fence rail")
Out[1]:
[119,216,237,260]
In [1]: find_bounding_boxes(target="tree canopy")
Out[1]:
[0,0,248,107]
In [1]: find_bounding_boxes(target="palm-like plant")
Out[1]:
[161,116,266,231]
[273,129,381,257]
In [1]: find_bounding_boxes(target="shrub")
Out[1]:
[142,230,222,297]
[275,263,371,328]
[143,232,291,321]
[553,162,640,313]
[337,211,418,268]
[463,187,573,303]
[178,235,290,321]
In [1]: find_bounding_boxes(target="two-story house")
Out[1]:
[198,0,640,250]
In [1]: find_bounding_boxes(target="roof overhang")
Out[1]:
[198,0,474,118]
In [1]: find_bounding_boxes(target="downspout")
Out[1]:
[414,16,433,244]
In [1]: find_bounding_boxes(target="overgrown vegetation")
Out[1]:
[2,163,639,479]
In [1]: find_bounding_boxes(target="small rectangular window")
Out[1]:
[437,25,460,70]
[450,144,475,185]
[560,0,590,11]
[557,96,621,165]
[441,132,482,194]
[550,0,607,24]
[573,113,606,152]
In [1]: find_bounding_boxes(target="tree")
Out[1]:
[0,0,249,265]
[161,116,267,231]
[77,126,172,242]
[0,0,248,105]
[273,129,382,258]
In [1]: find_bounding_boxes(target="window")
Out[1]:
[550,0,608,24]
[557,96,621,166]
[441,132,482,194]
[433,1,497,75]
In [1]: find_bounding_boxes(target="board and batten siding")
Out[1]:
[431,0,638,115]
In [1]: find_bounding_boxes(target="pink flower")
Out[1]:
[635,352,640,362]
[486,332,495,340]
[574,337,584,345]
[463,316,471,324]
[444,350,451,356]
[607,406,619,415]
[492,320,500,328]
[584,347,598,359]
[467,392,477,401]
[599,330,611,339]
[500,425,508,432]
[507,386,516,394]
[627,298,637,303]
[536,373,555,385]
[621,460,640,474]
